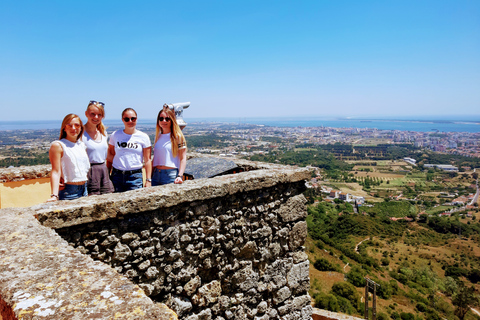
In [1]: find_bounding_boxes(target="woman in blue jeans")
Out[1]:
[47,114,90,201]
[107,108,152,192]
[152,104,187,186]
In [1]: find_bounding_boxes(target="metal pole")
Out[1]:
[364,283,369,319]
[372,284,377,320]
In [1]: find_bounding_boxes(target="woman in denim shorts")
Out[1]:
[47,114,90,202]
[82,100,114,195]
[152,104,187,186]
[107,108,152,192]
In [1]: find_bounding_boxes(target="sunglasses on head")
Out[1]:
[123,117,137,122]
[158,117,171,122]
[89,100,105,107]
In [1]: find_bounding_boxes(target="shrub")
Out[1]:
[336,295,357,314]
[445,266,467,278]
[400,312,415,320]
[377,312,389,320]
[314,292,338,311]
[416,302,427,312]
[347,266,367,287]
[331,282,360,310]
[381,257,390,266]
[314,257,341,272]
[377,280,397,299]
[468,269,480,283]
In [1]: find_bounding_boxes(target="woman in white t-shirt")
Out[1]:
[47,114,90,201]
[107,108,152,192]
[152,104,187,186]
[82,100,114,195]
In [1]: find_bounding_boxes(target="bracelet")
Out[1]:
[50,194,59,199]
[146,178,152,182]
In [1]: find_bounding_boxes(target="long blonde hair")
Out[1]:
[155,105,186,157]
[59,114,84,141]
[86,101,107,136]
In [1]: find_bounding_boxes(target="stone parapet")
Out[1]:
[32,162,312,229]
[0,208,177,320]
[1,157,314,319]
[0,165,51,183]
[312,308,365,320]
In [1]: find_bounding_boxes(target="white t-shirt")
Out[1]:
[109,130,151,171]
[82,131,108,164]
[153,133,180,168]
[53,139,90,183]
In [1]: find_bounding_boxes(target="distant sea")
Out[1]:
[1,116,479,133]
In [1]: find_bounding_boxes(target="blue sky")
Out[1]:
[1,0,479,121]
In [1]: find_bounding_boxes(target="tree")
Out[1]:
[443,277,458,297]
[452,284,478,320]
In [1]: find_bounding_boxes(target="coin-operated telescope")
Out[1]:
[164,102,190,130]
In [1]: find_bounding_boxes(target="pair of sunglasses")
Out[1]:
[123,117,137,122]
[158,117,171,122]
[89,100,105,107]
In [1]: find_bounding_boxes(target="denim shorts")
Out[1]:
[110,168,143,193]
[59,182,88,200]
[152,168,178,186]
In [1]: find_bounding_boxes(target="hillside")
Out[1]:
[306,200,480,320]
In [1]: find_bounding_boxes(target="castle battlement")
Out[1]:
[0,156,313,319]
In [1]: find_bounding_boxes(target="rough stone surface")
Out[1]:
[0,208,177,319]
[0,164,51,182]
[312,307,365,320]
[31,157,312,229]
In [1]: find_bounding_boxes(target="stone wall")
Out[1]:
[0,208,177,320]
[1,157,313,319]
[0,165,50,183]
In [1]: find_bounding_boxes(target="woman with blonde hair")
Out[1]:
[82,100,114,195]
[48,114,90,201]
[152,104,187,186]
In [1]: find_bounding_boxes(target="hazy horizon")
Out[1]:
[1,1,479,121]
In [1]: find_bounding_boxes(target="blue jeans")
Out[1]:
[110,168,143,193]
[59,183,88,200]
[152,168,178,186]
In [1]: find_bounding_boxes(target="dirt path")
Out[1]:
[355,237,371,253]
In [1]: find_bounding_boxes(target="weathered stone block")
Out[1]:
[289,221,307,250]
[184,276,201,296]
[278,194,307,222]
[192,280,222,307]
[113,242,131,262]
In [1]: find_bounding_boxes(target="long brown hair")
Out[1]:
[86,101,107,136]
[59,114,84,141]
[154,105,186,157]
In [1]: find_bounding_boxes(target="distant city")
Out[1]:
[183,122,480,160]
[1,119,479,162]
